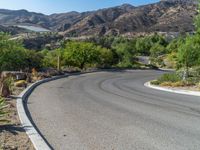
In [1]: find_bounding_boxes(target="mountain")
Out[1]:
[0,0,197,37]
[0,9,50,28]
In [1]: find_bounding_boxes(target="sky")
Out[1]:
[0,0,160,15]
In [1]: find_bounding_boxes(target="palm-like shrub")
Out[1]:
[0,97,8,123]
[0,76,14,97]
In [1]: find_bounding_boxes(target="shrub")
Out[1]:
[151,80,161,85]
[157,73,181,83]
[185,77,200,86]
[0,76,14,97]
[189,66,200,77]
[3,76,14,93]
[160,81,185,87]
[0,97,9,124]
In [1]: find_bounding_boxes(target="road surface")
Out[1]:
[27,70,200,150]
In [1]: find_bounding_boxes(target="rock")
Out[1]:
[31,76,39,82]
[14,80,27,88]
[1,71,27,81]
[41,68,63,77]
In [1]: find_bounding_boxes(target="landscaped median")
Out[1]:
[145,70,200,97]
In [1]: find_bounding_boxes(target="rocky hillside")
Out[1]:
[0,25,28,35]
[0,0,197,37]
[0,9,50,28]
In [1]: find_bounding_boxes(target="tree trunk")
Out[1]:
[57,56,61,71]
[80,62,85,70]
[183,62,189,80]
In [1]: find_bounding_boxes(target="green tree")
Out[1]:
[88,36,115,49]
[150,43,166,67]
[135,34,167,56]
[177,35,200,77]
[166,38,184,53]
[25,51,44,70]
[135,37,151,56]
[97,46,114,68]
[112,40,136,67]
[0,32,28,71]
[63,41,99,69]
[41,49,58,68]
[150,43,166,57]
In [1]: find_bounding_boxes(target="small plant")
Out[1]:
[0,76,14,97]
[3,76,14,93]
[185,77,200,86]
[151,80,160,85]
[0,97,9,124]
[157,73,181,83]
[159,81,185,87]
[151,73,182,86]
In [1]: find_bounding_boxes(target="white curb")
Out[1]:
[144,81,200,97]
[17,74,69,150]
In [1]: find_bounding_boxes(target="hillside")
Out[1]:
[0,0,197,37]
[0,25,28,35]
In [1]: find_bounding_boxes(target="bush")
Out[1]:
[151,80,160,85]
[157,73,181,83]
[3,76,14,93]
[0,97,8,124]
[185,77,200,86]
[177,67,200,80]
[153,73,200,87]
[160,81,185,87]
[189,66,200,77]
[0,76,14,97]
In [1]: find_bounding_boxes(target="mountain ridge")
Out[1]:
[0,0,197,37]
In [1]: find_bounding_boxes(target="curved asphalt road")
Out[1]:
[27,70,200,150]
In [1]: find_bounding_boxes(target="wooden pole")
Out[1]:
[57,55,61,71]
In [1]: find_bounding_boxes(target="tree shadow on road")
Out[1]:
[0,124,28,135]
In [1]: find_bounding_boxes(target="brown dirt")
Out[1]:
[174,86,200,91]
[0,87,35,150]
[160,85,200,92]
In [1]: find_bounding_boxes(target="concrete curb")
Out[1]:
[144,81,200,97]
[17,74,69,150]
